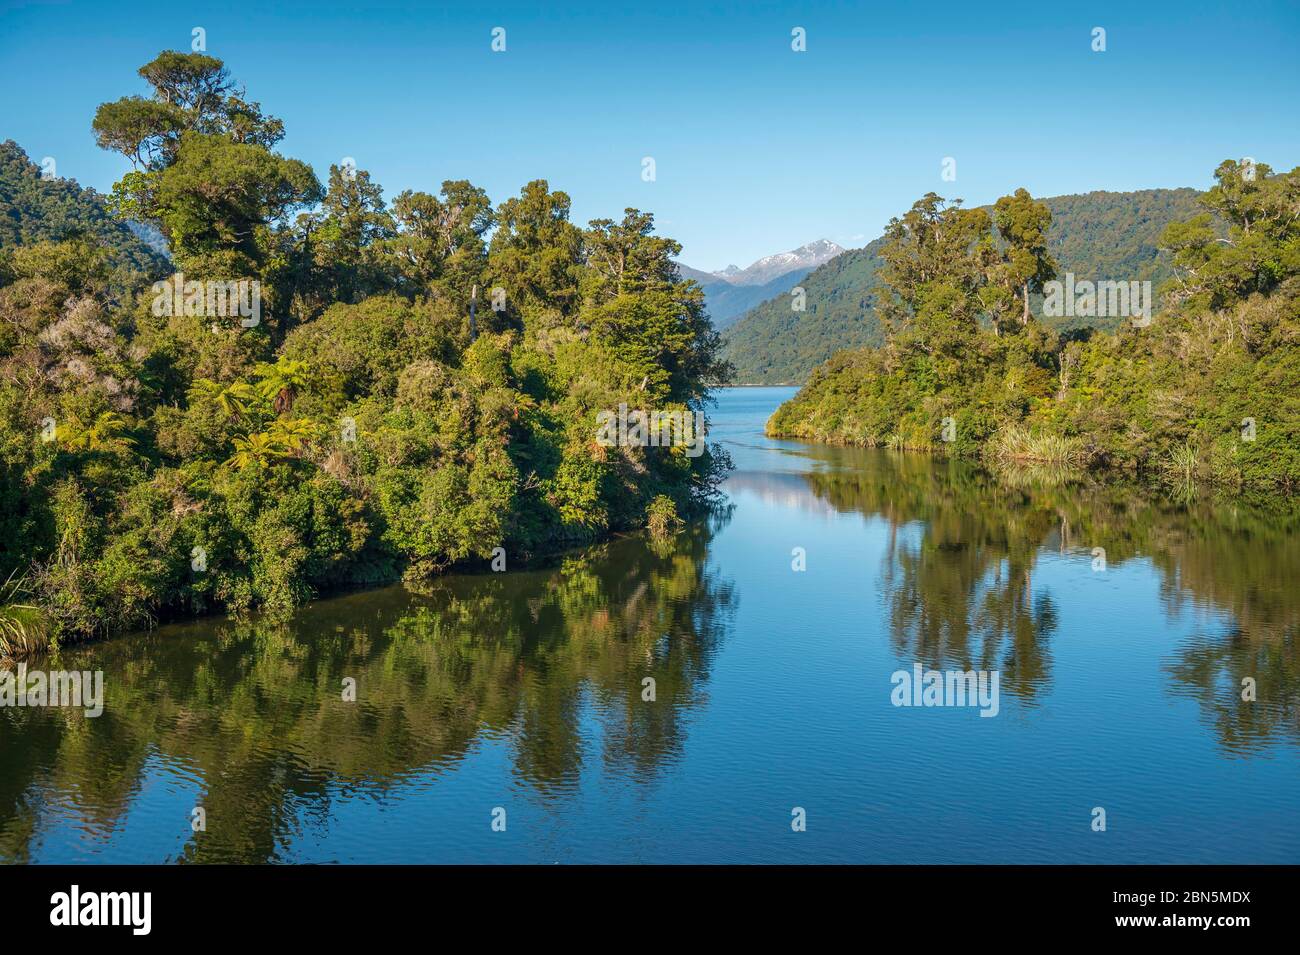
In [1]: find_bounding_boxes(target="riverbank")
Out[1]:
[5,385,1297,863]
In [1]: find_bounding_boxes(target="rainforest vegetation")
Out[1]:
[0,52,730,653]
[724,188,1209,384]
[5,447,1296,861]
[768,161,1300,492]
[3,51,1295,658]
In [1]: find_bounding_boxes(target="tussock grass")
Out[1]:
[1162,443,1201,484]
[0,573,50,661]
[989,425,1090,468]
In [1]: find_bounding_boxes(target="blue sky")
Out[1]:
[2,0,1298,270]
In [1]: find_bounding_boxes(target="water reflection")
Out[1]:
[791,443,1300,748]
[3,409,1297,863]
[0,520,736,862]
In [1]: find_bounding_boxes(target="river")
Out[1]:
[1,386,1296,863]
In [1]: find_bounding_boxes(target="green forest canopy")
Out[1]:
[723,188,1209,384]
[0,51,730,650]
[768,162,1300,493]
[0,140,170,280]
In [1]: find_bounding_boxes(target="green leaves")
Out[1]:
[1163,161,1300,311]
[92,96,186,169]
[94,54,318,278]
[151,132,321,272]
[774,161,1300,494]
[879,194,991,333]
[993,188,1056,328]
[189,379,258,419]
[253,357,315,413]
[488,180,583,312]
[224,430,289,470]
[3,50,731,645]
[61,412,135,455]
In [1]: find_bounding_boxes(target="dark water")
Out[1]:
[2,386,1297,863]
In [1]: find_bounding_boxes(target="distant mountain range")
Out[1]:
[677,239,844,329]
[721,188,1209,384]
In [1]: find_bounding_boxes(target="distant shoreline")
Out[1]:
[712,382,802,389]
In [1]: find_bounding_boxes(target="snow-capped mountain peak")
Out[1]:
[708,239,845,286]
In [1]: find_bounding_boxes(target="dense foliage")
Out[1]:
[724,188,1208,383]
[769,162,1300,492]
[0,140,169,281]
[0,515,741,861]
[0,52,730,650]
[6,448,1295,860]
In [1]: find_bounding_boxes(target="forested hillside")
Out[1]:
[0,52,729,654]
[0,140,170,280]
[724,188,1206,383]
[693,265,816,329]
[768,162,1300,493]
[722,239,887,381]
[676,238,842,329]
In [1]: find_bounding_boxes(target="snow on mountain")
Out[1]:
[673,239,849,329]
[705,239,845,286]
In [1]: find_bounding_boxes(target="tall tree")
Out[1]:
[488,180,583,315]
[879,193,991,336]
[92,52,319,279]
[582,209,681,303]
[311,164,393,303]
[1162,159,1299,310]
[383,180,494,298]
[993,188,1056,326]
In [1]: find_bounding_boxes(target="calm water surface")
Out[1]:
[2,386,1297,863]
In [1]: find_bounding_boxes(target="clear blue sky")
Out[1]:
[2,0,1297,271]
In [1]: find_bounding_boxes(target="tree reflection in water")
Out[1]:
[3,443,1297,863]
[796,444,1300,745]
[0,514,736,862]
